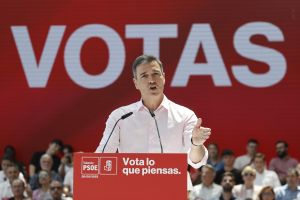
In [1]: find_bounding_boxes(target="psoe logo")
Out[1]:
[81,157,100,178]
[100,157,117,175]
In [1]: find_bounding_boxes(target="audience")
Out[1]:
[189,165,222,200]
[232,166,262,200]
[50,180,73,200]
[275,168,300,200]
[269,140,298,185]
[9,179,30,200]
[29,139,63,177]
[215,149,243,185]
[234,139,259,171]
[29,154,62,190]
[2,138,300,199]
[58,145,74,179]
[219,172,236,200]
[258,186,276,200]
[0,164,28,199]
[207,143,224,172]
[253,153,281,188]
[32,170,52,200]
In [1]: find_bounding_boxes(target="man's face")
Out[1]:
[208,144,218,158]
[221,176,235,192]
[247,142,257,155]
[6,166,19,182]
[253,157,265,172]
[1,159,11,172]
[11,180,24,197]
[48,143,60,155]
[276,142,287,158]
[223,155,234,167]
[286,172,298,187]
[40,156,53,171]
[50,181,63,200]
[133,61,165,101]
[201,167,215,186]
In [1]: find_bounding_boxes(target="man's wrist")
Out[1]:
[191,138,203,146]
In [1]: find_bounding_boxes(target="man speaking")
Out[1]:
[95,55,211,189]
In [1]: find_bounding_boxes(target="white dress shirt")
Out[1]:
[95,96,208,168]
[95,96,208,190]
[0,180,13,199]
[189,183,222,200]
[254,169,281,188]
[234,154,252,171]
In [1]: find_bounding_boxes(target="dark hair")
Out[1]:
[51,139,63,150]
[276,140,288,148]
[254,153,266,162]
[208,143,219,150]
[221,149,234,157]
[132,55,163,78]
[63,144,74,153]
[221,172,236,183]
[248,138,259,145]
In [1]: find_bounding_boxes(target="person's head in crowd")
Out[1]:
[11,179,25,199]
[221,149,235,167]
[201,164,216,187]
[50,180,64,200]
[47,139,63,156]
[62,144,74,165]
[38,170,51,187]
[40,154,54,172]
[275,140,289,159]
[242,166,256,187]
[296,163,300,183]
[208,143,219,160]
[258,186,275,200]
[6,163,20,184]
[253,153,266,173]
[286,168,299,189]
[3,145,16,160]
[1,155,12,172]
[247,139,259,157]
[221,172,236,193]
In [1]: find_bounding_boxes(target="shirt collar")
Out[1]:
[136,95,170,112]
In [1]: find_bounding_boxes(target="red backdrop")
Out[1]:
[0,0,299,166]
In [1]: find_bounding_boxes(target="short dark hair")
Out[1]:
[63,144,74,153]
[132,55,163,78]
[221,149,234,157]
[254,152,266,162]
[248,139,258,145]
[276,140,288,148]
[221,172,236,182]
[51,139,63,150]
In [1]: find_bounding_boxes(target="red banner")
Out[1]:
[74,153,187,199]
[0,1,299,164]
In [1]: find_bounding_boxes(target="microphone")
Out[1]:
[101,112,133,153]
[149,110,163,153]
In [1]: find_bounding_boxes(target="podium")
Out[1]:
[74,153,187,199]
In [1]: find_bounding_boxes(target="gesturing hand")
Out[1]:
[191,118,211,146]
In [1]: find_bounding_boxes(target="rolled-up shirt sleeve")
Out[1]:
[187,146,208,168]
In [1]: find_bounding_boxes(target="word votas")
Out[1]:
[11,22,286,89]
